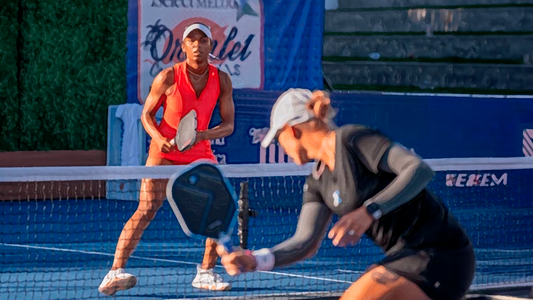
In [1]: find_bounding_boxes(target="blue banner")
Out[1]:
[205,91,533,164]
[126,0,324,104]
[261,0,324,91]
[109,91,533,167]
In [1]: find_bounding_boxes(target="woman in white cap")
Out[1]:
[218,89,476,300]
[99,22,234,295]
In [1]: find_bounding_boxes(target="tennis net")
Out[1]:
[0,157,532,299]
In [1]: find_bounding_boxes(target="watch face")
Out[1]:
[366,203,382,219]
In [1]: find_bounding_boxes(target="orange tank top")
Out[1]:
[150,62,220,164]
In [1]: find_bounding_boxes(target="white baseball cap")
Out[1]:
[183,23,212,41]
[261,89,315,148]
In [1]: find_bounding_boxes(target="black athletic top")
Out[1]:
[270,125,470,267]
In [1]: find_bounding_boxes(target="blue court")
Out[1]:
[1,170,533,299]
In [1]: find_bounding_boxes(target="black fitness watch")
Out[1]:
[365,202,383,220]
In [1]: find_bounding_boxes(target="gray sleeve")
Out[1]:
[367,143,436,215]
[270,202,332,268]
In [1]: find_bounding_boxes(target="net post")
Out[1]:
[238,181,250,250]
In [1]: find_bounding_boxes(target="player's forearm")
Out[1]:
[200,122,234,141]
[141,113,165,141]
[253,203,331,270]
[364,144,435,215]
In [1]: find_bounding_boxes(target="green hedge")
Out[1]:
[1,0,127,151]
[0,2,20,151]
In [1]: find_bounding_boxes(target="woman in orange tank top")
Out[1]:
[99,23,235,296]
[148,61,221,164]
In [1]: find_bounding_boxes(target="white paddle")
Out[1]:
[170,110,198,152]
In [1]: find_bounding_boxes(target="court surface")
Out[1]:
[1,197,532,300]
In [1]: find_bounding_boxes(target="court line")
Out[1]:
[168,291,343,300]
[467,295,531,300]
[336,269,364,274]
[470,281,533,290]
[0,243,352,284]
[259,270,351,283]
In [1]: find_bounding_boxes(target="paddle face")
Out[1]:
[175,110,197,152]
[166,163,237,240]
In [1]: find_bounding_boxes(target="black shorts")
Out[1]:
[379,242,476,300]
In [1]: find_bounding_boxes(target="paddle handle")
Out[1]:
[218,234,234,253]
[169,136,195,152]
[219,233,250,273]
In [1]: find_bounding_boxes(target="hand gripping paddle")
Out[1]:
[169,110,197,152]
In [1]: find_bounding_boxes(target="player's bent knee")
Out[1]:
[142,199,164,211]
[370,267,400,285]
[136,199,164,220]
[137,208,159,221]
[340,266,430,300]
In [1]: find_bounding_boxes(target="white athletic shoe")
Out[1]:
[191,265,231,291]
[98,268,137,296]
